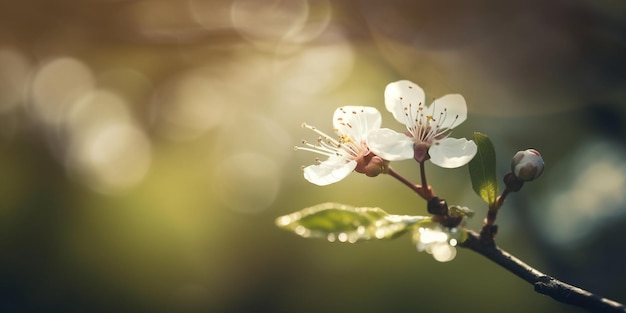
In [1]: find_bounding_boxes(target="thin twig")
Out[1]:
[386,168,432,200]
[460,229,626,313]
[387,168,422,195]
[419,161,428,189]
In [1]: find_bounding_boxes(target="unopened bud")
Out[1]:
[511,149,544,181]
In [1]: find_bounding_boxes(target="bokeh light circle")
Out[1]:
[66,122,152,194]
[29,57,95,125]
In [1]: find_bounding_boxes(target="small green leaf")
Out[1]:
[468,132,498,205]
[276,202,430,243]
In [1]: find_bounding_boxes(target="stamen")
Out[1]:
[445,114,461,130]
[404,102,416,137]
[295,120,367,161]
[302,122,340,147]
[293,146,334,157]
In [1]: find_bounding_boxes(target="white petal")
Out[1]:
[303,157,357,186]
[384,80,425,126]
[366,128,414,161]
[429,137,477,168]
[333,106,381,141]
[430,94,467,130]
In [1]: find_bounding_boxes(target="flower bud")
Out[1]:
[511,149,544,181]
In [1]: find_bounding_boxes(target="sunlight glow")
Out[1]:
[413,226,458,262]
[189,0,234,32]
[273,35,354,98]
[431,243,457,262]
[29,57,95,125]
[152,74,228,141]
[64,90,132,137]
[66,122,152,194]
[230,0,331,51]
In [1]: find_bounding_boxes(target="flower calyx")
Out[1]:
[354,153,389,177]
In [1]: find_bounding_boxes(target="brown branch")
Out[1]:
[460,229,626,313]
[386,168,433,200]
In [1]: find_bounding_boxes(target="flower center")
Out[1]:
[402,101,460,145]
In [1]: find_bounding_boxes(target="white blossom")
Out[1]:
[295,106,383,186]
[368,80,477,168]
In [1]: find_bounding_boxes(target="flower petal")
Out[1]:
[384,80,425,126]
[429,137,477,168]
[303,157,357,186]
[430,94,467,130]
[367,128,414,161]
[333,106,381,141]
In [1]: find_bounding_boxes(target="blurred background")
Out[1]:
[1,0,625,312]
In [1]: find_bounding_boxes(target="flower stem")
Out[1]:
[387,167,429,200]
[386,167,432,200]
[496,188,511,210]
[481,187,514,241]
[387,167,421,194]
[419,161,428,189]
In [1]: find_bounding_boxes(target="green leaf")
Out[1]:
[468,132,498,205]
[275,202,430,243]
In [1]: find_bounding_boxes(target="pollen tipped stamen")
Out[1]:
[296,121,367,161]
[302,122,340,146]
[293,146,335,157]
[446,114,461,130]
[404,102,421,138]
